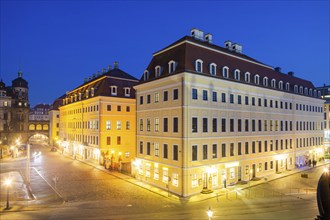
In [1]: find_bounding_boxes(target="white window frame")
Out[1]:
[294,85,298,93]
[155,65,162,77]
[110,86,117,96]
[286,83,290,91]
[271,79,276,88]
[124,87,131,97]
[209,63,217,75]
[195,59,203,73]
[168,60,177,74]
[263,77,268,86]
[279,81,283,90]
[245,72,250,83]
[254,74,260,84]
[222,66,229,78]
[143,70,149,81]
[234,69,240,80]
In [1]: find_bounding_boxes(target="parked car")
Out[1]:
[51,147,57,152]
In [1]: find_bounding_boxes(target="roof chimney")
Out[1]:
[84,78,88,83]
[190,28,204,41]
[288,71,294,76]
[274,67,281,72]
[205,33,212,43]
[224,41,233,50]
[232,43,243,54]
[114,61,119,69]
[92,73,96,78]
[88,76,92,81]
[108,65,112,71]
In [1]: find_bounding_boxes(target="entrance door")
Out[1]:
[276,160,279,173]
[238,166,242,181]
[252,164,256,178]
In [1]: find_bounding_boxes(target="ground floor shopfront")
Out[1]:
[133,149,324,197]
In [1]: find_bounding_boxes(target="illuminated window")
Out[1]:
[116,121,121,130]
[154,142,159,157]
[154,118,159,132]
[172,173,178,187]
[162,168,169,183]
[192,174,198,188]
[147,118,151,131]
[230,168,235,179]
[146,164,151,177]
[106,121,111,130]
[154,93,159,103]
[154,164,159,180]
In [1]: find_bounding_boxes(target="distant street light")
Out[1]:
[207,207,213,220]
[4,178,12,210]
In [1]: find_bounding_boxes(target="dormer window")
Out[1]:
[299,86,303,94]
[318,91,321,97]
[168,60,177,73]
[124,87,131,97]
[234,69,240,80]
[143,70,149,81]
[245,72,250,83]
[263,77,268,86]
[271,79,276,88]
[155,66,162,78]
[91,88,95,97]
[286,83,290,91]
[195,59,203,73]
[254,74,260,84]
[222,66,229,78]
[74,94,77,102]
[314,90,317,97]
[294,85,298,93]
[86,90,89,98]
[304,88,308,95]
[110,86,118,96]
[309,89,312,96]
[209,63,217,76]
[279,81,283,90]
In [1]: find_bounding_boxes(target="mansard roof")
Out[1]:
[139,35,316,97]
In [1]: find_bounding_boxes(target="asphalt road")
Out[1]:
[0,143,326,219]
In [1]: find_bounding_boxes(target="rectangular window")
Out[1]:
[154,166,159,180]
[252,97,255,106]
[230,143,234,156]
[106,121,111,130]
[154,142,159,157]
[252,119,256,132]
[163,91,168,101]
[264,140,268,152]
[212,118,217,132]
[139,141,143,154]
[230,119,234,132]
[252,141,256,153]
[163,144,168,159]
[221,118,226,132]
[147,95,151,104]
[238,95,242,104]
[117,105,121,111]
[221,93,226,103]
[203,118,208,132]
[245,119,249,131]
[173,145,178,161]
[221,144,226,157]
[154,93,159,103]
[192,89,198,100]
[238,119,242,132]
[106,137,111,145]
[139,119,143,131]
[116,121,122,130]
[172,173,178,187]
[155,118,159,132]
[245,96,249,105]
[173,117,178,132]
[245,142,249,154]
[203,145,208,160]
[146,142,151,155]
[203,90,208,101]
[265,162,268,171]
[264,99,267,107]
[258,120,262,132]
[147,118,151,131]
[212,144,217,159]
[238,142,242,155]
[192,117,198,133]
[192,145,198,161]
[126,106,130,112]
[230,94,234,103]
[126,121,130,130]
[173,89,178,100]
[140,96,143,105]
[163,118,168,132]
[212,91,217,102]
[107,105,111,111]
[117,136,121,145]
[258,141,262,153]
[162,168,168,183]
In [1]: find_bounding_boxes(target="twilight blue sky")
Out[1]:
[1,0,329,107]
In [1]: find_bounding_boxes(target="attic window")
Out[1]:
[110,86,117,96]
[309,89,313,96]
[195,59,203,73]
[86,90,89,98]
[278,81,283,90]
[299,86,303,94]
[286,83,290,91]
[155,66,162,77]
[79,93,82,100]
[271,79,276,88]
[124,87,131,97]
[222,66,229,78]
[168,60,177,74]
[209,63,217,76]
[294,85,298,93]
[254,74,260,85]
[245,72,250,83]
[91,88,95,97]
[143,70,149,81]
[263,77,268,86]
[234,69,240,80]
[304,88,308,95]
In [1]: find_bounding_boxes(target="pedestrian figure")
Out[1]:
[308,159,311,167]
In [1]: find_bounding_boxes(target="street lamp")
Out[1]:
[207,207,213,220]
[4,178,12,210]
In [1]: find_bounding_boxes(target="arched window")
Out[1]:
[286,83,290,91]
[143,70,149,81]
[155,66,162,77]
[209,63,217,76]
[234,69,240,80]
[304,88,308,95]
[29,124,35,130]
[168,60,177,73]
[299,86,303,94]
[309,89,313,96]
[279,81,283,90]
[195,59,203,73]
[43,124,49,130]
[263,77,268,86]
[245,72,250,83]
[294,85,298,93]
[254,74,260,84]
[271,79,276,88]
[36,124,42,130]
[222,66,229,78]
[314,90,317,97]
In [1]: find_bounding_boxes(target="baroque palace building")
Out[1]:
[316,85,330,154]
[133,29,325,197]
[58,63,138,172]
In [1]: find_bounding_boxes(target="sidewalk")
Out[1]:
[71,153,330,202]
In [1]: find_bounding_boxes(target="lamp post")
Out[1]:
[4,178,12,210]
[207,207,213,220]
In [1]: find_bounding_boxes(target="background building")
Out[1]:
[0,71,30,148]
[49,95,64,147]
[58,62,138,172]
[29,103,51,121]
[134,29,325,197]
[316,85,330,155]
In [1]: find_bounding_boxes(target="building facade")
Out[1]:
[316,85,330,154]
[48,96,64,147]
[134,29,324,197]
[0,71,30,146]
[58,63,138,172]
[29,103,51,121]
